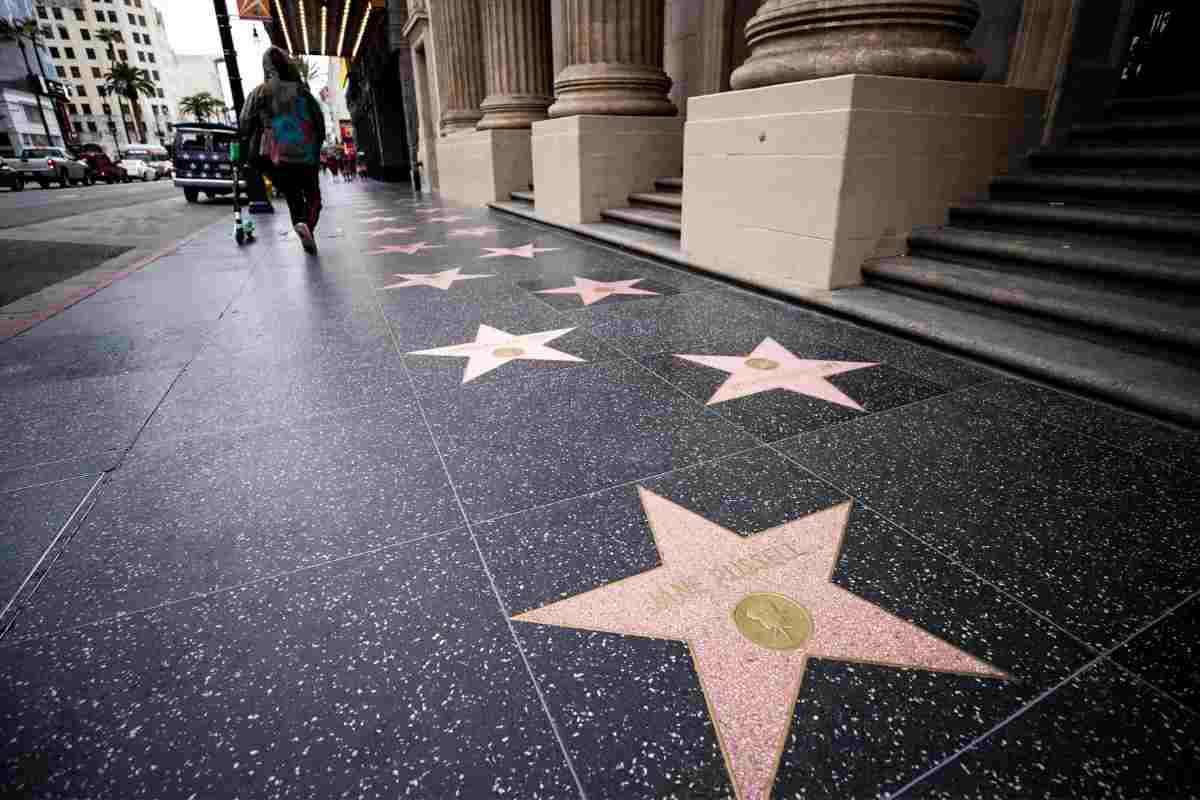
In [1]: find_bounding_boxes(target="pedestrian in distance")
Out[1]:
[240,46,326,254]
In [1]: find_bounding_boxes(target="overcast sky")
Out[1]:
[157,0,328,111]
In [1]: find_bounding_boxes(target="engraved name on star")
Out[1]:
[379,268,494,291]
[676,337,879,409]
[536,277,660,306]
[428,215,469,223]
[361,215,399,224]
[363,242,445,256]
[365,226,418,237]
[447,226,502,238]
[480,243,562,259]
[409,324,583,383]
[516,490,1007,800]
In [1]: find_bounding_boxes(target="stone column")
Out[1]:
[548,0,676,117]
[477,0,554,130]
[430,0,486,133]
[729,0,986,91]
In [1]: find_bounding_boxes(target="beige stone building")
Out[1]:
[33,0,181,149]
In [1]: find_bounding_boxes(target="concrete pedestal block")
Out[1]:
[681,74,1044,292]
[436,129,534,207]
[531,115,683,225]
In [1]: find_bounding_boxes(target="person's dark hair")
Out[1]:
[263,46,300,82]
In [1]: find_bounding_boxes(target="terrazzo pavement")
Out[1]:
[0,180,1196,799]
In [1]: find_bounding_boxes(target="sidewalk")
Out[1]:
[0,178,1196,799]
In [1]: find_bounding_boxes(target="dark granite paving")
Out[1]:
[0,181,1196,799]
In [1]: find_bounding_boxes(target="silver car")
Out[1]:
[10,147,90,188]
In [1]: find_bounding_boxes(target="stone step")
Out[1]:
[600,206,682,236]
[654,177,683,193]
[1070,115,1200,143]
[797,287,1200,427]
[510,190,534,204]
[907,225,1200,290]
[948,200,1200,246]
[863,256,1200,352]
[1106,93,1200,117]
[628,191,683,210]
[990,171,1200,209]
[1029,145,1200,169]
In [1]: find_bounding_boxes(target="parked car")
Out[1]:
[173,123,242,203]
[8,147,90,188]
[151,157,173,179]
[120,158,157,182]
[79,151,128,184]
[0,161,24,191]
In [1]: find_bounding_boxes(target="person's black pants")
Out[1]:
[271,166,322,232]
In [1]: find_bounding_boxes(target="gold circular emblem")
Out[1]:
[593,286,614,293]
[492,346,525,358]
[732,593,813,651]
[744,357,779,371]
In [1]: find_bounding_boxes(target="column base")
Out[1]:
[681,74,1044,291]
[531,115,683,225]
[435,129,534,207]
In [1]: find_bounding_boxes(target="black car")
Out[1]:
[173,122,242,203]
[0,161,24,191]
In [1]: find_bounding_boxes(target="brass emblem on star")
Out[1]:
[744,357,780,371]
[732,592,813,650]
[492,346,525,358]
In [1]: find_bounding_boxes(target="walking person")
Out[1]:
[240,46,326,254]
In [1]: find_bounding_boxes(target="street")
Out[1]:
[0,179,227,309]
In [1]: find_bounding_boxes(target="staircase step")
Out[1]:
[863,256,1200,352]
[948,200,1200,245]
[600,206,681,235]
[907,226,1200,290]
[1106,93,1200,117]
[628,191,682,210]
[654,176,683,192]
[990,171,1200,208]
[798,287,1200,427]
[1030,145,1200,169]
[510,190,534,203]
[1070,115,1200,143]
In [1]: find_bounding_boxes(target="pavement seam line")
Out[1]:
[367,245,592,800]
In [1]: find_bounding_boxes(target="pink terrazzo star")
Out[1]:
[363,242,445,256]
[414,208,445,214]
[428,215,469,223]
[536,277,660,306]
[361,215,399,224]
[365,227,418,237]
[447,226,502,238]
[409,324,582,382]
[516,490,1006,800]
[480,243,562,259]
[379,267,494,291]
[676,337,879,409]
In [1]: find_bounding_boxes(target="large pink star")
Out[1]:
[365,227,417,237]
[409,324,583,382]
[363,242,445,256]
[536,277,660,306]
[676,338,879,409]
[379,267,494,291]
[517,490,1006,800]
[448,226,502,238]
[480,243,562,259]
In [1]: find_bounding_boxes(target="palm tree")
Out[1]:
[178,92,223,123]
[293,56,319,86]
[103,62,156,145]
[95,28,123,145]
[0,17,54,144]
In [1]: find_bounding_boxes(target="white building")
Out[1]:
[320,56,349,147]
[0,85,63,153]
[166,52,227,123]
[33,0,182,150]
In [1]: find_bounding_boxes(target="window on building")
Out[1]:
[151,70,159,80]
[95,10,104,22]
[118,49,126,61]
[64,47,74,59]
[98,86,106,97]
[76,84,86,96]
[81,29,91,41]
[57,26,68,39]
[137,51,144,62]
[147,53,154,63]
[139,15,146,26]
[68,104,77,115]
[74,8,85,22]
[103,104,112,115]
[55,65,66,78]
[144,35,151,46]
[51,7,62,20]
[37,7,47,19]
[81,103,92,115]
[41,26,53,39]
[156,87,164,98]
[107,11,117,23]
[128,14,135,25]
[86,48,96,60]
[87,121,98,132]
[91,66,101,77]
[70,66,81,78]
[49,47,60,58]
